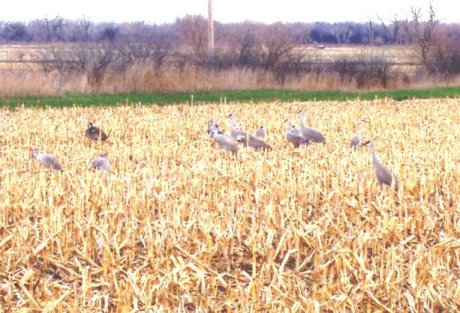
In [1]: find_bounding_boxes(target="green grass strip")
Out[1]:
[1,87,459,108]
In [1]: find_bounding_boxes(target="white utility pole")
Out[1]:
[208,0,215,62]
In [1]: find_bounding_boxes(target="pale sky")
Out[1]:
[0,0,457,24]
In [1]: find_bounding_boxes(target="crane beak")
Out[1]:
[362,140,371,146]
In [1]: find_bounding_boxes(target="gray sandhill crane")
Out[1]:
[32,147,62,171]
[284,119,301,135]
[90,154,110,172]
[350,119,368,150]
[210,126,239,155]
[363,140,399,191]
[237,136,272,151]
[228,113,256,140]
[254,125,267,138]
[86,122,108,141]
[298,110,325,143]
[207,120,216,137]
[208,121,227,136]
[284,119,309,148]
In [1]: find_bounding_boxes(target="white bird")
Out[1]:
[284,119,309,148]
[364,140,399,191]
[32,147,62,171]
[253,125,267,138]
[298,110,325,143]
[90,154,110,172]
[228,113,256,140]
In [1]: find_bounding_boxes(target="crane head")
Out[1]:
[362,140,376,150]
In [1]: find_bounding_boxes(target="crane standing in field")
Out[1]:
[207,119,217,137]
[284,119,309,148]
[32,147,62,171]
[298,110,325,143]
[236,135,272,151]
[363,140,399,191]
[254,125,267,138]
[86,122,108,141]
[209,124,239,155]
[90,154,110,172]
[209,119,271,151]
[228,113,256,140]
[350,119,369,150]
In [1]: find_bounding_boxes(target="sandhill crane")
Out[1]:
[207,120,217,137]
[298,110,325,143]
[228,113,256,140]
[237,136,272,151]
[284,119,309,148]
[350,119,368,150]
[210,127,239,155]
[90,154,110,172]
[254,125,267,138]
[364,140,399,191]
[86,122,108,141]
[32,147,62,171]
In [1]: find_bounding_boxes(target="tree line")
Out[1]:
[1,14,459,46]
[1,6,459,91]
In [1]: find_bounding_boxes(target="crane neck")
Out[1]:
[371,148,380,163]
[300,112,307,127]
[230,116,238,129]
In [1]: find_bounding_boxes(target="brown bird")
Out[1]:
[85,122,108,141]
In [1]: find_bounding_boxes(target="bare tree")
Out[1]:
[235,23,262,67]
[43,16,65,42]
[367,21,374,45]
[409,4,459,74]
[176,15,208,65]
[75,17,92,42]
[261,23,295,71]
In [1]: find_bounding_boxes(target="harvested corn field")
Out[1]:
[0,98,459,311]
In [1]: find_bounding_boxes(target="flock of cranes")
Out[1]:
[31,111,399,191]
[208,110,399,191]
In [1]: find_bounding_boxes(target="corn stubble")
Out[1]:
[0,99,459,311]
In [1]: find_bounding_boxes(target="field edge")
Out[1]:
[1,86,460,107]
